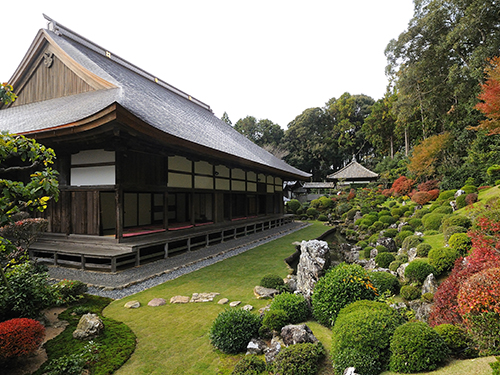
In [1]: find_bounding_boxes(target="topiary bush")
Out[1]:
[413,207,430,219]
[433,206,454,214]
[262,309,289,333]
[331,300,404,375]
[389,260,404,272]
[311,263,377,326]
[404,260,435,284]
[0,318,45,361]
[318,214,328,222]
[465,193,478,206]
[286,199,302,214]
[396,230,414,245]
[232,354,266,375]
[401,235,423,252]
[428,247,459,275]
[376,245,388,253]
[437,190,457,201]
[379,215,397,226]
[448,233,472,256]
[260,274,285,290]
[271,342,325,375]
[400,285,421,301]
[209,309,261,354]
[400,224,414,233]
[306,208,319,218]
[408,217,423,230]
[416,243,432,257]
[390,321,449,373]
[383,228,398,238]
[422,213,448,231]
[433,324,477,359]
[441,215,472,232]
[375,252,396,268]
[363,246,374,259]
[270,292,310,324]
[443,225,467,242]
[370,221,385,232]
[369,271,400,295]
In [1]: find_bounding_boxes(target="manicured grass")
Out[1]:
[104,221,330,375]
[381,356,496,375]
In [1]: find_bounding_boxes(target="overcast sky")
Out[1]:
[3,1,414,128]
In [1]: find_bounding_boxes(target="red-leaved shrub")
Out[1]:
[417,180,440,192]
[412,191,433,205]
[427,189,440,201]
[465,193,478,206]
[0,318,45,360]
[429,217,500,327]
[392,176,415,197]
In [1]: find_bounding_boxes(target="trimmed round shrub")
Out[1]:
[363,246,373,259]
[465,193,478,205]
[363,214,378,226]
[434,324,477,359]
[0,318,45,361]
[271,342,325,375]
[210,309,261,354]
[331,300,404,375]
[356,240,368,249]
[378,210,391,218]
[408,217,423,230]
[448,233,472,256]
[286,199,302,214]
[376,245,388,253]
[428,247,459,275]
[441,215,472,231]
[270,292,309,324]
[433,206,454,214]
[368,233,380,244]
[422,292,434,303]
[379,215,397,226]
[369,271,400,295]
[400,224,414,233]
[260,274,285,290]
[346,208,359,221]
[311,263,377,326]
[416,243,432,257]
[438,190,457,201]
[443,225,467,242]
[391,207,402,218]
[375,252,396,268]
[390,321,450,373]
[232,355,266,375]
[456,194,467,209]
[422,213,448,231]
[404,260,435,284]
[400,285,421,301]
[461,185,478,195]
[383,228,398,238]
[306,208,319,218]
[318,214,328,222]
[396,230,414,244]
[262,309,289,332]
[401,235,423,252]
[370,221,385,232]
[413,207,430,219]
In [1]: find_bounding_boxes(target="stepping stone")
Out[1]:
[170,296,190,304]
[124,300,140,309]
[218,298,229,305]
[148,298,166,307]
[190,292,220,303]
[229,301,241,307]
[242,304,253,311]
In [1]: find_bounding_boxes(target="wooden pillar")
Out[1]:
[115,188,123,242]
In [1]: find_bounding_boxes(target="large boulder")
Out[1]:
[73,313,104,340]
[376,236,397,252]
[422,273,438,295]
[280,324,318,346]
[246,338,267,355]
[296,240,331,300]
[408,300,433,323]
[265,336,284,364]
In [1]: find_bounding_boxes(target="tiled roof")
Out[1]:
[327,160,378,180]
[0,16,310,179]
[303,182,336,189]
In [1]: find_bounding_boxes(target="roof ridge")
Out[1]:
[42,14,212,113]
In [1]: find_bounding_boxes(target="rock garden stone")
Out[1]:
[376,236,397,252]
[398,222,409,232]
[170,296,190,304]
[296,240,331,300]
[265,336,284,364]
[408,300,433,322]
[190,292,220,302]
[284,274,297,292]
[344,367,360,375]
[253,285,279,299]
[422,273,438,295]
[229,301,241,307]
[284,243,301,274]
[280,324,318,346]
[259,305,271,316]
[217,298,229,305]
[73,313,104,340]
[242,304,253,311]
[397,262,409,281]
[408,247,418,262]
[124,300,141,309]
[148,298,166,307]
[246,338,267,355]
[370,248,378,259]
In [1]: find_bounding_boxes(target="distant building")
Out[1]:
[0,15,310,271]
[327,159,378,185]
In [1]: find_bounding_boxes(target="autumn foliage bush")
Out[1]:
[411,191,434,205]
[429,217,500,327]
[392,176,415,197]
[0,318,45,361]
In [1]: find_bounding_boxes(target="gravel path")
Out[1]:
[48,221,308,299]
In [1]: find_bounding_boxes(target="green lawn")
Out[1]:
[104,221,329,375]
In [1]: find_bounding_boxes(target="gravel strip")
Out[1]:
[48,222,309,299]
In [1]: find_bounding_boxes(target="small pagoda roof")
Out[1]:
[327,160,378,181]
